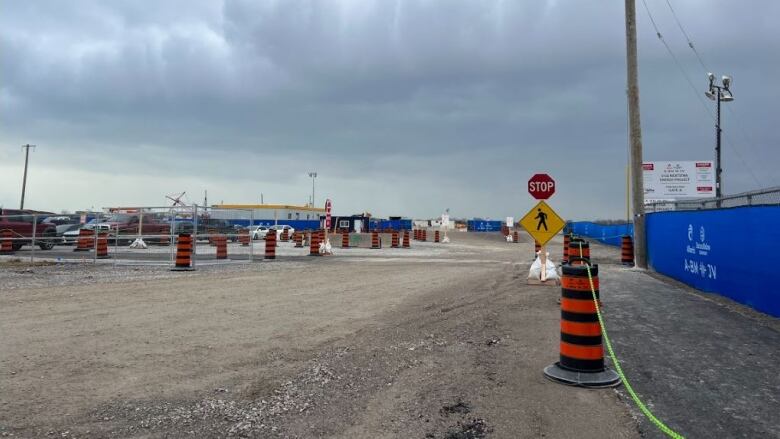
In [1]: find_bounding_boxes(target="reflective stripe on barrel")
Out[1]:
[559,263,604,372]
[562,234,571,264]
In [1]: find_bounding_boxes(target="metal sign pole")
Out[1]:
[191,204,198,270]
[249,209,254,263]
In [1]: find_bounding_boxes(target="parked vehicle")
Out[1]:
[42,216,82,237]
[0,209,59,250]
[197,218,239,241]
[250,225,271,240]
[270,225,295,239]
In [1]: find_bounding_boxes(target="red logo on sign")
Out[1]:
[695,162,711,168]
[528,174,555,200]
[325,199,332,229]
[643,163,654,170]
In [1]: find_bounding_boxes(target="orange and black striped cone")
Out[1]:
[543,264,619,387]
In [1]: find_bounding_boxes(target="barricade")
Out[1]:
[543,263,618,387]
[391,231,399,248]
[402,230,410,248]
[74,229,94,252]
[171,233,195,271]
[513,231,519,244]
[294,231,304,248]
[342,231,350,248]
[563,234,571,264]
[309,230,321,256]
[0,230,14,254]
[239,229,250,246]
[281,228,289,242]
[216,235,228,260]
[96,232,111,259]
[568,239,590,265]
[265,230,276,260]
[371,231,380,249]
[621,235,634,266]
[434,230,440,243]
[421,230,427,242]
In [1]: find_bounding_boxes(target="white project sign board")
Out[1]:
[506,216,514,226]
[441,214,450,227]
[643,161,715,200]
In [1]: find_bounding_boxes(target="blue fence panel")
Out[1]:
[468,220,503,232]
[647,206,780,317]
[367,219,412,231]
[569,222,633,247]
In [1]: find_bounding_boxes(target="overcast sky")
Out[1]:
[1,0,778,220]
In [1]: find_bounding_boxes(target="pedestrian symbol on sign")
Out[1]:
[534,208,548,231]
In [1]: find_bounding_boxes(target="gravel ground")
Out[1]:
[2,231,777,438]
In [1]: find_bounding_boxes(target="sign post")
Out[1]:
[324,199,332,248]
[522,174,563,284]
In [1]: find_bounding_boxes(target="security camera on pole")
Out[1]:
[521,174,565,285]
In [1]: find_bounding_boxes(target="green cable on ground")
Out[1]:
[584,263,685,439]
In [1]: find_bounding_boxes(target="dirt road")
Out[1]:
[1,233,639,438]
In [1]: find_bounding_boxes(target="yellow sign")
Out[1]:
[519,200,565,246]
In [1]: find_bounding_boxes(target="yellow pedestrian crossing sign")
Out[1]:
[519,200,565,246]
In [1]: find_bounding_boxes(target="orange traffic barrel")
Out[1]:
[621,235,634,266]
[568,239,590,265]
[371,231,380,249]
[96,232,111,259]
[562,234,571,264]
[342,231,350,248]
[281,228,289,242]
[513,231,519,244]
[421,230,427,242]
[402,230,410,248]
[434,230,440,243]
[543,263,619,387]
[391,231,399,248]
[1,229,15,254]
[264,229,276,260]
[294,231,304,248]
[239,229,250,246]
[74,229,94,252]
[309,230,321,256]
[171,233,195,271]
[216,235,228,260]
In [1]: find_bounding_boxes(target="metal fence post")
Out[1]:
[114,223,119,267]
[30,213,37,264]
[249,209,254,263]
[192,204,198,270]
[93,211,99,264]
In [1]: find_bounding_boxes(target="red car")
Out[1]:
[0,209,59,250]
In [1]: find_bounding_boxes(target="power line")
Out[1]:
[639,0,764,188]
[660,0,774,187]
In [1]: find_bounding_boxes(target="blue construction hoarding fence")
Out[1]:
[568,221,633,247]
[646,206,780,318]
[468,220,503,232]
[571,206,780,318]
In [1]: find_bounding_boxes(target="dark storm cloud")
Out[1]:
[1,0,778,218]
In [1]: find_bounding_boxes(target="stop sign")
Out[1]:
[528,174,555,199]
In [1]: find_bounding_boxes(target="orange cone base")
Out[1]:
[543,363,620,388]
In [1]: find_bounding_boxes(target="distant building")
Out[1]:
[210,204,325,229]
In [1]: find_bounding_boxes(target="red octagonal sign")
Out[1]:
[528,174,555,200]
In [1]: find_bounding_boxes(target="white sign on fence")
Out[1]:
[506,216,514,227]
[643,161,715,200]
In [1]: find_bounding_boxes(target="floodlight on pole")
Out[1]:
[705,73,734,202]
[308,172,317,207]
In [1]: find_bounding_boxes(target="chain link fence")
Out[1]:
[644,186,780,212]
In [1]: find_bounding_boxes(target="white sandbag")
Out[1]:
[528,253,560,280]
[129,238,148,249]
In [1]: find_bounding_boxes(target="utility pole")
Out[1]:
[204,190,208,207]
[625,0,647,268]
[20,144,36,210]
